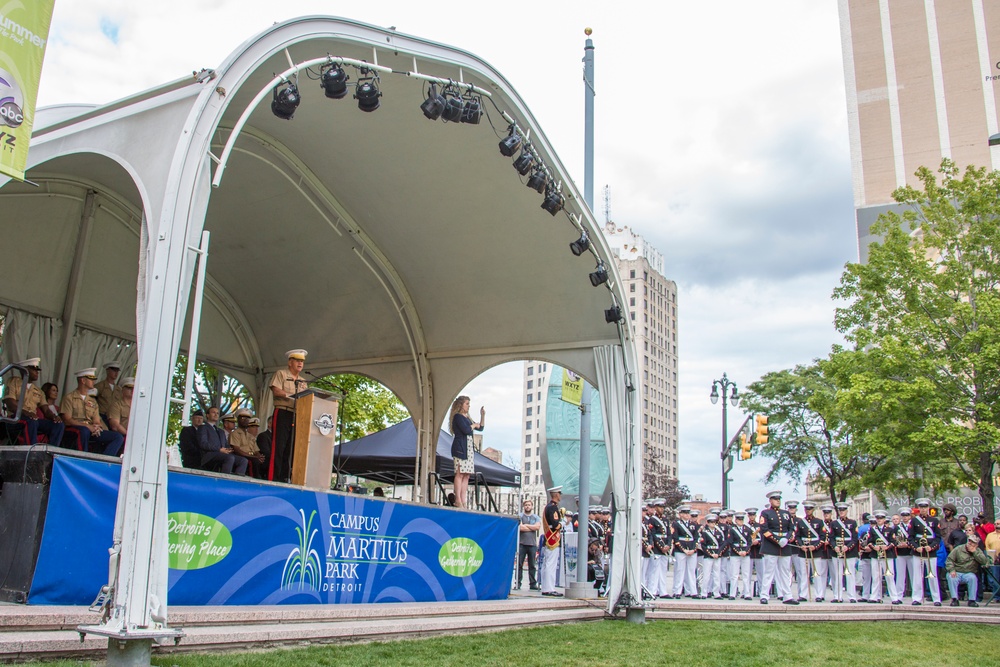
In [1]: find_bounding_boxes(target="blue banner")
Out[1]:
[29,456,517,605]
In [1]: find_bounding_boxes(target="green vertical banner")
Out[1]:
[0,1,56,181]
[561,369,582,406]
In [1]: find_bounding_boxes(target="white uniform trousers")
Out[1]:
[673,551,698,596]
[860,558,872,599]
[752,558,763,597]
[790,554,809,600]
[643,554,660,595]
[909,554,941,603]
[695,555,705,595]
[718,556,730,594]
[831,556,857,601]
[540,545,560,593]
[812,558,829,600]
[868,557,897,601]
[699,555,722,597]
[640,556,650,592]
[729,555,752,598]
[759,554,790,601]
[894,555,911,602]
[656,553,670,597]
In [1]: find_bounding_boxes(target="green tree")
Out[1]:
[167,355,253,444]
[740,362,884,506]
[833,159,1000,521]
[642,452,689,516]
[309,373,408,442]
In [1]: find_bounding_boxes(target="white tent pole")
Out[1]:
[55,189,97,385]
[181,230,210,424]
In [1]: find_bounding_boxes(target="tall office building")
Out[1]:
[838,0,1000,261]
[519,223,679,499]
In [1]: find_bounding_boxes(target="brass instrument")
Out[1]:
[919,536,937,582]
[836,536,848,576]
[875,537,894,578]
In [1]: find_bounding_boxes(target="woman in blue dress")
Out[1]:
[449,395,485,509]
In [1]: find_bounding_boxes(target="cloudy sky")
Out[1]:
[38,1,858,510]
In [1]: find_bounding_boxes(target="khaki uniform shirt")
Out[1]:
[60,391,101,427]
[229,428,261,457]
[270,369,307,410]
[4,376,46,418]
[107,396,132,431]
[95,379,120,414]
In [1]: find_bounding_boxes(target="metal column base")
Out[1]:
[106,638,152,667]
[625,607,646,624]
[565,581,598,599]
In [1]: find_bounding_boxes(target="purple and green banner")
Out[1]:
[29,456,517,605]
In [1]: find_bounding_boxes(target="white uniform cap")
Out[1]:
[547,485,562,494]
[120,376,135,387]
[17,358,41,368]
[75,367,98,379]
[104,361,121,370]
[286,349,307,360]
[766,490,782,500]
[234,407,253,418]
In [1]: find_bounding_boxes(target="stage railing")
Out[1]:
[473,472,499,513]
[427,471,450,506]
[0,364,28,446]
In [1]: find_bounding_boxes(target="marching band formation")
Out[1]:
[640,490,953,605]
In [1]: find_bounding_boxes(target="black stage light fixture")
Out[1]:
[499,127,522,157]
[271,81,300,120]
[589,262,609,287]
[541,186,564,216]
[355,77,381,112]
[605,305,624,324]
[320,64,349,99]
[461,95,482,124]
[526,168,547,194]
[420,83,445,120]
[441,86,464,122]
[569,230,590,256]
[513,150,534,175]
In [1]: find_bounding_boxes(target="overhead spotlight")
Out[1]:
[320,64,349,99]
[589,262,609,287]
[441,86,464,122]
[355,76,381,112]
[569,231,590,256]
[605,305,624,324]
[499,127,522,157]
[541,186,564,216]
[513,150,534,176]
[461,95,482,124]
[526,168,548,194]
[420,83,445,120]
[271,81,300,120]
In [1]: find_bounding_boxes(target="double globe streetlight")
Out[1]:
[710,373,739,509]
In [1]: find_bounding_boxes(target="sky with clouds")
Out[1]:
[38,0,859,511]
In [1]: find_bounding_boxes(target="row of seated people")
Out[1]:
[177,406,271,479]
[3,358,128,457]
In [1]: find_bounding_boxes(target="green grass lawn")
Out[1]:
[24,620,1000,667]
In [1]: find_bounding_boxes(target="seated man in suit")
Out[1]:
[197,406,248,476]
[178,410,204,468]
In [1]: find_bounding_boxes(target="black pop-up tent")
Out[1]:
[333,419,521,487]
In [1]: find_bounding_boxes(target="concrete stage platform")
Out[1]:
[3,590,998,662]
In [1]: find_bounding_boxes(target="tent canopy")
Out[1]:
[332,419,521,487]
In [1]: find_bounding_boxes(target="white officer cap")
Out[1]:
[234,407,253,418]
[734,512,746,520]
[690,509,701,517]
[915,497,930,507]
[766,490,782,500]
[821,505,834,513]
[835,502,849,511]
[75,367,98,379]
[898,507,912,515]
[745,507,758,514]
[873,510,887,519]
[103,361,121,370]
[286,349,308,360]
[706,514,719,522]
[17,357,41,368]
[248,417,260,427]
[547,485,562,495]
[785,500,799,508]
[677,506,691,513]
[802,502,816,510]
[120,376,135,387]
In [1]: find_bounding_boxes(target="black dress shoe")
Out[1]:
[760,599,768,605]
[969,601,979,608]
[743,597,753,601]
[783,599,799,605]
[815,598,824,603]
[797,597,807,602]
[891,600,902,605]
[933,602,941,607]
[831,599,842,604]
[950,599,960,607]
[911,601,922,606]
[529,585,540,591]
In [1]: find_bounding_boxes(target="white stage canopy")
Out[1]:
[0,16,642,642]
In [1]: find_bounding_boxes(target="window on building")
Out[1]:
[630,297,635,306]
[526,434,532,443]
[630,269,636,279]
[527,394,533,403]
[535,461,540,470]
[525,448,531,458]
[537,392,541,400]
[527,407,533,416]
[526,421,532,430]
[630,283,636,293]
[527,380,533,389]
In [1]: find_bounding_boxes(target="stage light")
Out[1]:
[526,168,547,194]
[355,77,381,112]
[589,262,609,287]
[513,150,534,176]
[541,186,564,216]
[320,64,349,99]
[499,128,522,157]
[605,305,624,323]
[441,86,464,122]
[461,95,482,124]
[271,81,300,120]
[420,83,445,120]
[569,231,590,256]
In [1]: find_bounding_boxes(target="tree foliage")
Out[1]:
[310,373,409,442]
[643,452,689,516]
[833,160,1000,520]
[740,361,883,506]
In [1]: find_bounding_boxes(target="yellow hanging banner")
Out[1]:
[0,1,56,181]
[561,369,582,406]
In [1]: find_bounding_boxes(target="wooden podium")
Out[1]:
[290,388,341,489]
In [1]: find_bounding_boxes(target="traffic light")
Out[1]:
[754,414,769,446]
[739,432,752,460]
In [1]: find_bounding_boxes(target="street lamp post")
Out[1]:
[710,373,739,509]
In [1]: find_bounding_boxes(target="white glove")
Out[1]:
[778,538,788,548]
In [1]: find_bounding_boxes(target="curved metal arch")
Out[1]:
[210,125,430,398]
